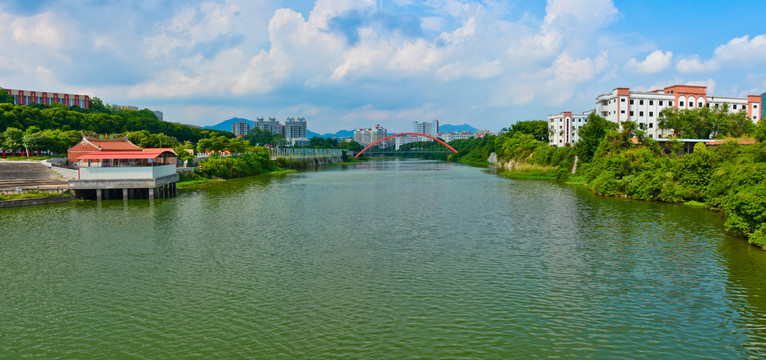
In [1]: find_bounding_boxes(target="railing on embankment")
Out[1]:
[268,148,347,160]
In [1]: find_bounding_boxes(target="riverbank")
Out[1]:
[487,131,766,249]
[0,192,74,208]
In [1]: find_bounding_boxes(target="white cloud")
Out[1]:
[677,34,766,74]
[713,34,766,62]
[676,56,718,74]
[624,50,672,74]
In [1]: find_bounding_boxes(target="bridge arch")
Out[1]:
[354,132,458,159]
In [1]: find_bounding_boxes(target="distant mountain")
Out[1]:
[308,130,354,139]
[203,117,251,133]
[439,124,478,133]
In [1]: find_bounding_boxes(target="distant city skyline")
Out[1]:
[0,0,764,133]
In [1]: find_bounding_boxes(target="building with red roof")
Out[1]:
[68,138,179,201]
[67,135,142,162]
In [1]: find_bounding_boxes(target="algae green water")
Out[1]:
[2,159,766,358]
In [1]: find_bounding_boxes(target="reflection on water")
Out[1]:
[1,159,765,358]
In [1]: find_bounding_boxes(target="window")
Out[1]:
[630,111,634,116]
[630,99,634,104]
[714,103,719,108]
[698,102,703,107]
[679,101,684,107]
[621,110,625,114]
[689,102,694,108]
[659,101,663,106]
[640,100,644,105]
[649,100,654,105]
[733,104,737,109]
[755,104,759,109]
[621,98,626,102]
[649,123,654,128]
[639,111,644,116]
[649,112,654,117]
[670,101,674,106]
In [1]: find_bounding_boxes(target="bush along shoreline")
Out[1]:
[478,115,766,249]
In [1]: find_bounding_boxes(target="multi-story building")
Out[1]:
[438,132,473,143]
[394,134,420,150]
[153,110,164,121]
[354,124,388,146]
[549,84,763,147]
[284,117,307,139]
[548,111,593,146]
[595,85,762,139]
[254,117,283,135]
[413,119,439,141]
[232,120,251,138]
[4,88,90,109]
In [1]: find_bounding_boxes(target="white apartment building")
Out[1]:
[284,117,307,140]
[439,132,473,143]
[413,119,439,141]
[595,85,762,139]
[549,84,763,147]
[354,124,388,146]
[548,111,592,146]
[232,120,250,138]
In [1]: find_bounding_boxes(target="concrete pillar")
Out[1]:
[123,188,129,201]
[96,189,102,201]
[148,187,154,200]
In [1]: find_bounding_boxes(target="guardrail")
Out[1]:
[268,148,345,159]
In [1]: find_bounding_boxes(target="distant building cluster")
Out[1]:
[549,84,763,147]
[253,116,308,145]
[354,124,388,147]
[4,88,90,109]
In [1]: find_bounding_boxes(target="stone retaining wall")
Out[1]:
[0,196,75,208]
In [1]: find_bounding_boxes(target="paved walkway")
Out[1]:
[0,161,69,189]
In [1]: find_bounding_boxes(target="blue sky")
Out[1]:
[0,0,764,133]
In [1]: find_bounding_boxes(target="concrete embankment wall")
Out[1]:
[0,195,75,208]
[275,156,344,170]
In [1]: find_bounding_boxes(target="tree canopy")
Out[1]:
[658,105,755,139]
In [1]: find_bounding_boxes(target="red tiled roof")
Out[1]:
[143,148,177,155]
[86,138,141,151]
[76,150,174,160]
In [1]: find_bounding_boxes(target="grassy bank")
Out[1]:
[0,190,69,201]
[500,164,557,180]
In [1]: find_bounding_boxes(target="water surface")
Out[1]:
[1,159,765,358]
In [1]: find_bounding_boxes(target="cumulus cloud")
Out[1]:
[624,50,672,74]
[677,34,766,74]
[676,56,718,73]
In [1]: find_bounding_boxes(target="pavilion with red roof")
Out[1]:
[67,136,179,200]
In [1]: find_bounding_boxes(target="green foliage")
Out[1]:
[756,117,766,143]
[197,147,277,179]
[447,135,496,163]
[0,88,14,104]
[506,120,549,142]
[574,113,616,163]
[0,102,230,144]
[658,105,755,139]
[243,127,285,147]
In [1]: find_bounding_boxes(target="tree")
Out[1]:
[575,112,616,163]
[0,88,14,104]
[227,138,250,154]
[2,127,23,152]
[508,120,549,142]
[659,105,755,139]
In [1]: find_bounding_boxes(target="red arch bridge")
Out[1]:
[354,133,458,159]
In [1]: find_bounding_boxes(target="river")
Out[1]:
[1,159,765,358]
